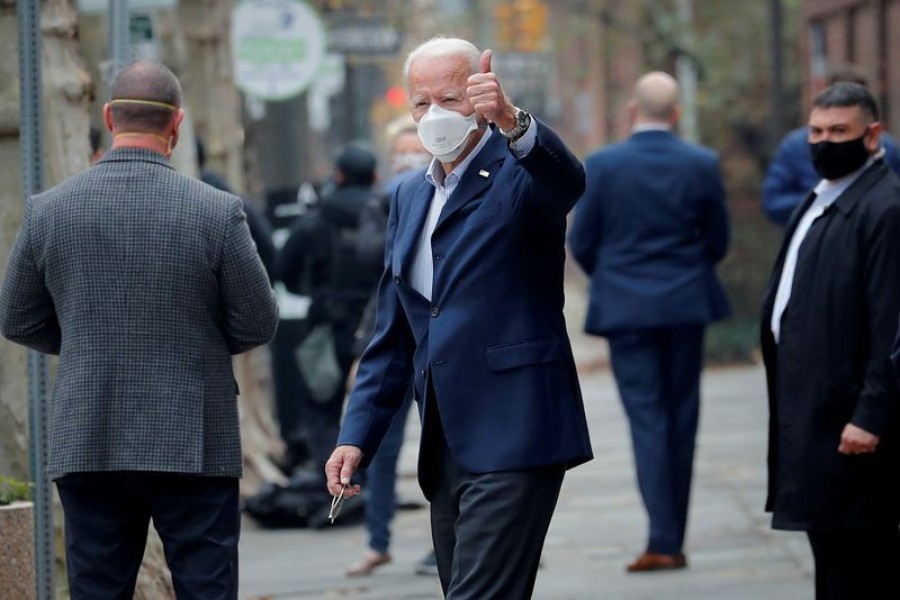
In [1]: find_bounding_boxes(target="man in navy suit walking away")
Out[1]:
[325,37,593,598]
[569,71,731,573]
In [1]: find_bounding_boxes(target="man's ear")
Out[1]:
[173,108,185,129]
[169,108,185,150]
[627,100,638,126]
[171,108,185,136]
[865,121,884,154]
[102,103,115,134]
[670,105,682,127]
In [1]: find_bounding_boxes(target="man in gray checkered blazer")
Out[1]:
[0,60,278,599]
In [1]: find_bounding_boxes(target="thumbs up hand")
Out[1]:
[467,49,517,131]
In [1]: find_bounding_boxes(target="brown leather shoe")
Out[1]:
[346,551,392,577]
[626,551,687,573]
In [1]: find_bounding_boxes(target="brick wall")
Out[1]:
[802,0,900,131]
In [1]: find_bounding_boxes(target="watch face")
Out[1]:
[516,109,530,128]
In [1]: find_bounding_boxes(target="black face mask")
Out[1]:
[809,129,871,180]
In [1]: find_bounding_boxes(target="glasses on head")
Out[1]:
[328,486,346,525]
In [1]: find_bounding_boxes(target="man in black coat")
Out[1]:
[761,82,900,599]
[276,144,384,470]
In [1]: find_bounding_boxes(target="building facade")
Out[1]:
[804,0,900,133]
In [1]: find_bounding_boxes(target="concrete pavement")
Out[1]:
[239,362,814,599]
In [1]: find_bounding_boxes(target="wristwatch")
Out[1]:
[501,107,532,142]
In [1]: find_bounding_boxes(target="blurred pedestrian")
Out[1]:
[89,125,105,164]
[569,71,731,573]
[277,143,384,472]
[325,36,593,598]
[383,118,433,197]
[0,60,279,599]
[762,68,900,226]
[345,121,434,577]
[761,82,900,599]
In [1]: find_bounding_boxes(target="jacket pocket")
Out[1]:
[486,338,562,372]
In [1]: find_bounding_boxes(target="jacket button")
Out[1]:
[431,307,440,318]
[394,276,401,284]
[433,254,442,261]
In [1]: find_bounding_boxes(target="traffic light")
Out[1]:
[494,0,548,52]
[514,0,548,52]
[495,2,516,50]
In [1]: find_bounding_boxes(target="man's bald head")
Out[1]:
[109,60,182,133]
[633,71,680,122]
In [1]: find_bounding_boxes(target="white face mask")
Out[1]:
[416,104,478,163]
[390,151,432,174]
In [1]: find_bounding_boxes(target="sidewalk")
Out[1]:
[239,362,814,599]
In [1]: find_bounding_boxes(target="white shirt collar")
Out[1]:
[632,123,672,133]
[425,127,493,189]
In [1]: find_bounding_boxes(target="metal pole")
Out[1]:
[17,0,55,597]
[769,0,785,154]
[675,0,698,142]
[108,0,131,77]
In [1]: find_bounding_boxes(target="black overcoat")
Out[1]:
[761,159,900,531]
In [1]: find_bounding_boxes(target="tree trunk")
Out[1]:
[178,0,245,193]
[175,0,287,498]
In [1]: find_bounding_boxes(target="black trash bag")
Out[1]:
[243,467,365,529]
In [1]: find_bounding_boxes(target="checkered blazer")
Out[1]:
[0,148,279,479]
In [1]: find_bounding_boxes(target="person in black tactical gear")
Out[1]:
[276,142,386,471]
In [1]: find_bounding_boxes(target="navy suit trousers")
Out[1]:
[420,389,564,599]
[607,325,704,554]
[56,471,239,600]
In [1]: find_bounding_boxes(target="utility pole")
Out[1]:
[17,0,55,597]
[769,0,785,154]
[108,0,130,77]
[675,0,698,142]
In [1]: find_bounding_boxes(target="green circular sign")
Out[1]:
[231,0,326,101]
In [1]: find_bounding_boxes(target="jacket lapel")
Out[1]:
[433,131,507,234]
[395,175,433,277]
[831,159,887,217]
[762,159,887,315]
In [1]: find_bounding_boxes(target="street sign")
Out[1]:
[129,13,160,60]
[308,53,346,131]
[77,0,177,13]
[231,0,326,101]
[491,52,551,117]
[326,18,402,55]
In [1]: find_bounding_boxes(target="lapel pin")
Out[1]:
[479,169,490,178]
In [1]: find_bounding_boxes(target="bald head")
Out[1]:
[633,72,679,122]
[109,60,182,133]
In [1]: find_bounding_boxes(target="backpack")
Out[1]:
[276,207,332,298]
[242,467,365,529]
[276,191,385,303]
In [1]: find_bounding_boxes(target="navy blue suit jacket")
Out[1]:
[337,123,593,474]
[568,129,731,335]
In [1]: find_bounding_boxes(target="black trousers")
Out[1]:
[56,471,240,600]
[420,391,565,599]
[807,528,900,600]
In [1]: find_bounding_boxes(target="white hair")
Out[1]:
[403,37,481,86]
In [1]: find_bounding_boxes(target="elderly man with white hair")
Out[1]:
[325,36,593,598]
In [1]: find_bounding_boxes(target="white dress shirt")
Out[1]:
[409,120,538,299]
[770,158,873,342]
